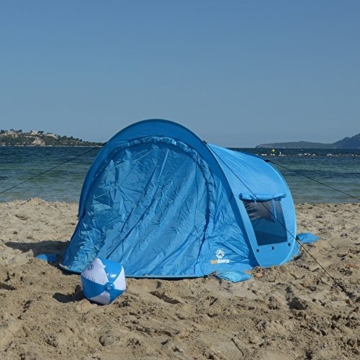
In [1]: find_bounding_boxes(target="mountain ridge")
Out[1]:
[256,133,360,149]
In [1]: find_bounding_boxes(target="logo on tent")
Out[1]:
[211,249,230,264]
[216,249,225,259]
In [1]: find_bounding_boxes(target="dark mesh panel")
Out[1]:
[243,199,287,246]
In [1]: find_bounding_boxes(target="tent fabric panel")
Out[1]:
[197,176,257,276]
[208,144,297,265]
[208,144,288,199]
[61,138,214,276]
[78,119,230,218]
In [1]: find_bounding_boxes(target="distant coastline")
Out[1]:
[256,133,360,149]
[2,129,360,149]
[0,129,102,147]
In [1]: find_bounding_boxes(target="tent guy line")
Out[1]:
[209,146,359,310]
[0,145,104,198]
[271,161,360,202]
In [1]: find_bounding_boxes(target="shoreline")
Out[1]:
[0,144,102,148]
[1,197,359,205]
[0,199,359,358]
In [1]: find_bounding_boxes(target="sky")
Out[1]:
[1,1,359,147]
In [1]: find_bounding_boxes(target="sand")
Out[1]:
[0,198,359,360]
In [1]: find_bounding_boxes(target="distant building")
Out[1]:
[46,133,58,138]
[31,138,46,146]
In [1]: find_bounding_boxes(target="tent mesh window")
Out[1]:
[242,199,287,246]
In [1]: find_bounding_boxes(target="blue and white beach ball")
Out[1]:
[81,258,126,305]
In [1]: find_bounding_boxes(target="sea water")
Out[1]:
[0,147,99,203]
[0,146,359,204]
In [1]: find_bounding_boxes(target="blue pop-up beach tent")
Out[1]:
[60,119,313,282]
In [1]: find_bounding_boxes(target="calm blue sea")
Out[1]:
[0,146,359,204]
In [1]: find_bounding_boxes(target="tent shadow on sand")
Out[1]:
[5,240,69,268]
[5,240,86,304]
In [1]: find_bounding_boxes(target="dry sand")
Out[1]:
[0,198,359,360]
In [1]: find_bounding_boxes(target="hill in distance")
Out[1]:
[256,133,360,149]
[0,129,102,147]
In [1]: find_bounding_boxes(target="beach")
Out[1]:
[0,199,359,359]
